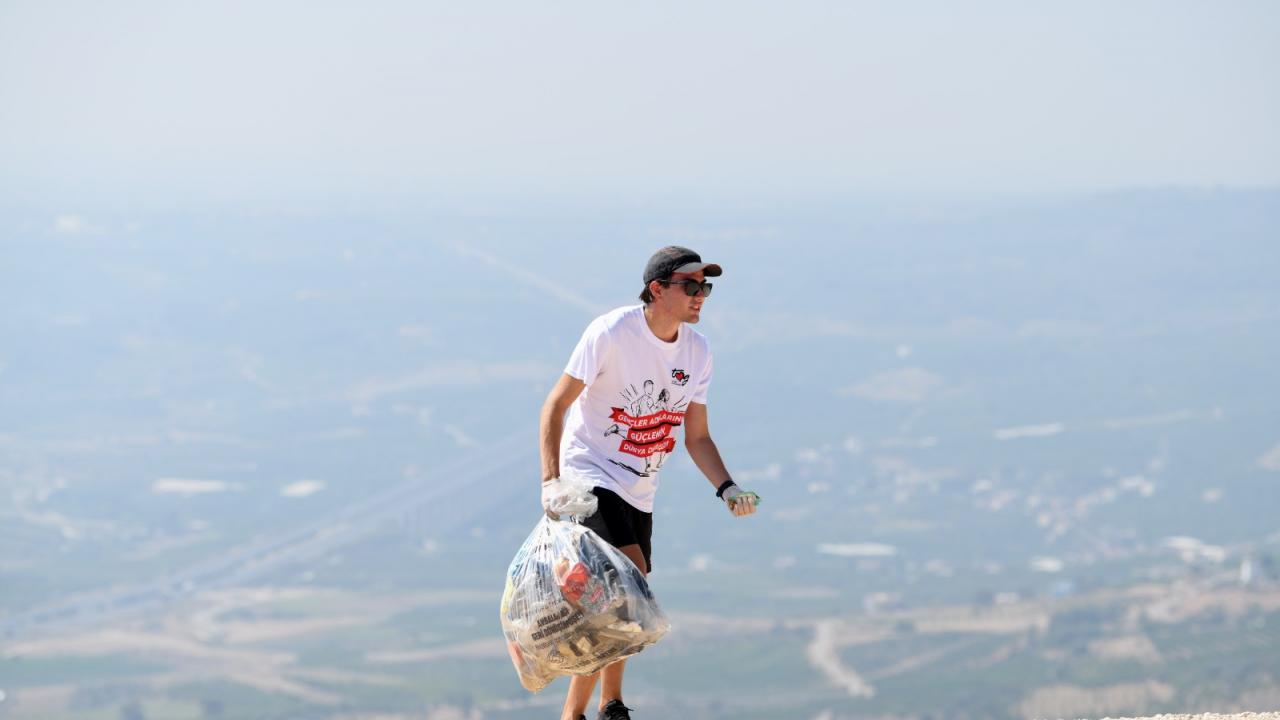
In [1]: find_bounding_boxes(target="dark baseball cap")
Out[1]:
[643,246,723,285]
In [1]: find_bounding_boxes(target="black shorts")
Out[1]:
[580,487,653,573]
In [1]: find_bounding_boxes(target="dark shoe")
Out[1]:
[598,699,632,720]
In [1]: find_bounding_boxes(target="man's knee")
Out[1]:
[616,543,648,576]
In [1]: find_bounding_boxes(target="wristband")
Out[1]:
[715,480,737,499]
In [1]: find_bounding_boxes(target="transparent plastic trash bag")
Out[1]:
[500,513,670,692]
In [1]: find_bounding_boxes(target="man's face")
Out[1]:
[654,269,708,323]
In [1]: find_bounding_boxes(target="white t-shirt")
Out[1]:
[560,305,713,512]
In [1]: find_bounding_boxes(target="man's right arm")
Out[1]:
[539,373,586,482]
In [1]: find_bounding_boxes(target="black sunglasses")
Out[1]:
[662,279,713,297]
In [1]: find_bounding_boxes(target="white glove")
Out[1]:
[541,479,560,520]
[722,486,760,517]
[541,475,599,520]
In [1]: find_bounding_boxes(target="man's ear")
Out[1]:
[648,279,663,300]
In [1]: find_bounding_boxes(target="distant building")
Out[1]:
[1240,556,1254,586]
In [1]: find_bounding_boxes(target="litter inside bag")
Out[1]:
[500,516,670,693]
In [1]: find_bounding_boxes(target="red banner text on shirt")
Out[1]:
[626,423,674,445]
[609,407,684,458]
[608,407,684,430]
[619,437,677,457]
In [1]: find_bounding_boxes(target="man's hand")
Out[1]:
[542,475,598,520]
[541,478,561,520]
[722,486,760,517]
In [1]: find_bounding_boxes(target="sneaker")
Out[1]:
[597,699,632,720]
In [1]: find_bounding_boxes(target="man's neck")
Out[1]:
[642,304,680,343]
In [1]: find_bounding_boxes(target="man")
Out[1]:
[539,246,760,720]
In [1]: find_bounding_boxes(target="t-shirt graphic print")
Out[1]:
[560,305,713,512]
[604,377,686,477]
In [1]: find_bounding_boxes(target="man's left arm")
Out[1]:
[683,402,758,517]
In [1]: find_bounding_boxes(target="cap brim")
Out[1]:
[672,261,722,277]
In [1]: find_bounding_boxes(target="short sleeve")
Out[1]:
[689,350,713,404]
[564,318,611,384]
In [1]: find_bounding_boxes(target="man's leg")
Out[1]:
[562,544,645,718]
[562,672,599,720]
[599,657,627,706]
[597,543,646,711]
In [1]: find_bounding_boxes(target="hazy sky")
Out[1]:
[2,1,1277,207]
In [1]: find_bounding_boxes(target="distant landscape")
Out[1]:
[2,189,1278,719]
